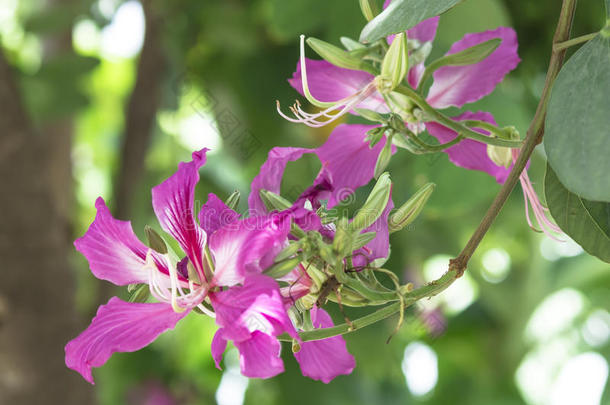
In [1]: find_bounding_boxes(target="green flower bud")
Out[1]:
[486,144,512,168]
[355,108,387,124]
[340,36,365,51]
[378,32,408,94]
[259,189,292,211]
[350,172,392,232]
[374,134,393,179]
[224,190,240,210]
[359,0,379,21]
[389,183,435,233]
[438,38,501,67]
[365,126,386,148]
[264,257,302,279]
[352,231,376,251]
[144,225,168,254]
[306,37,365,71]
[332,217,353,258]
[274,241,301,262]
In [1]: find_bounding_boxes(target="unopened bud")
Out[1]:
[350,172,392,232]
[274,242,301,262]
[487,144,513,168]
[340,36,365,51]
[378,32,408,94]
[264,257,302,279]
[224,190,240,210]
[374,134,393,179]
[144,225,168,254]
[365,126,386,148]
[332,217,353,258]
[433,38,500,69]
[259,189,292,212]
[355,108,387,124]
[389,183,435,233]
[352,231,376,251]
[359,0,379,21]
[306,37,364,71]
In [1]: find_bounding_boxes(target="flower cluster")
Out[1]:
[66,0,562,386]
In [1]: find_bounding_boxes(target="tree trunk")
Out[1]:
[0,51,95,403]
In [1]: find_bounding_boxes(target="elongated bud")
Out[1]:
[374,134,393,179]
[378,32,408,94]
[259,189,292,211]
[352,231,376,251]
[264,257,302,279]
[437,38,500,67]
[305,264,329,292]
[355,108,387,124]
[274,241,301,262]
[359,0,379,21]
[487,144,512,168]
[365,126,386,148]
[145,225,168,254]
[224,190,240,210]
[306,37,364,70]
[332,217,353,258]
[128,284,150,303]
[389,183,435,233]
[351,172,392,232]
[340,36,365,51]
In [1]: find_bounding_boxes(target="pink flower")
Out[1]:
[65,149,295,383]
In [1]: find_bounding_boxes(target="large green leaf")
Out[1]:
[544,34,610,202]
[545,165,610,263]
[359,0,462,43]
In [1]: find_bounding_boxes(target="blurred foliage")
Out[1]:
[2,0,609,404]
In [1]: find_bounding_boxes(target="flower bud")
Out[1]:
[332,217,353,258]
[355,108,387,124]
[264,257,302,279]
[374,134,393,179]
[365,126,386,148]
[306,37,364,71]
[359,0,379,21]
[224,190,240,210]
[340,36,365,51]
[274,241,301,262]
[144,225,168,254]
[352,231,376,251]
[378,32,408,94]
[439,38,500,67]
[259,189,292,211]
[350,172,392,232]
[389,182,435,233]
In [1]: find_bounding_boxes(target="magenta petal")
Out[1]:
[75,197,154,286]
[234,331,284,379]
[316,124,393,207]
[427,27,520,109]
[211,275,298,341]
[426,111,510,183]
[65,297,187,384]
[248,147,312,215]
[288,58,387,112]
[151,149,208,274]
[198,193,240,236]
[210,215,291,287]
[211,331,228,370]
[294,307,355,383]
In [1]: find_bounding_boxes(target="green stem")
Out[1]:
[463,120,513,140]
[449,0,577,273]
[553,32,598,51]
[394,84,523,148]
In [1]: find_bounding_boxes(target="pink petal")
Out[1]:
[74,197,162,286]
[288,58,387,113]
[198,193,241,236]
[248,147,312,216]
[211,331,228,370]
[65,297,187,384]
[211,275,298,341]
[151,149,208,276]
[425,111,510,183]
[294,307,355,383]
[315,124,394,207]
[427,27,520,109]
[210,215,291,287]
[234,331,285,379]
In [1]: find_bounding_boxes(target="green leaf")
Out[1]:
[544,165,610,263]
[359,0,462,43]
[544,35,610,201]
